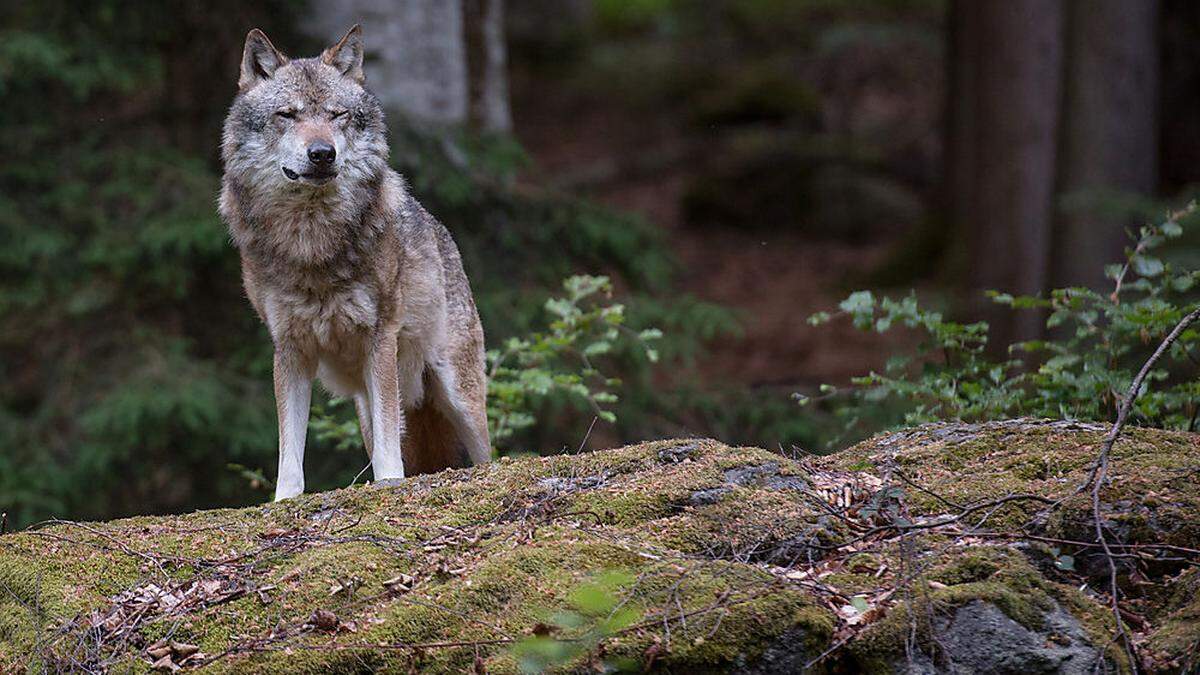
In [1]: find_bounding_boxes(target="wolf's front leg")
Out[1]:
[366,333,406,481]
[273,350,313,501]
[353,393,374,459]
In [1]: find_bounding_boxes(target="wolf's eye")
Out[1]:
[275,110,297,120]
[331,110,349,120]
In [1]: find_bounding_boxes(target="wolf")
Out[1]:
[219,25,491,501]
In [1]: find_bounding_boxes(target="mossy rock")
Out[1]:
[2,423,1197,672]
[824,418,1200,569]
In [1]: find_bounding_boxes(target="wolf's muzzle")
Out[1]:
[282,165,338,185]
[307,141,336,166]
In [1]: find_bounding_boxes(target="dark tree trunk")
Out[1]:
[946,0,981,278]
[1054,0,1159,289]
[465,0,513,133]
[949,0,1065,347]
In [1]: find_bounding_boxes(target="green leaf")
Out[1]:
[839,291,875,315]
[582,341,611,356]
[1132,255,1165,277]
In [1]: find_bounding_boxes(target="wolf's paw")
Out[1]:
[371,477,406,489]
[274,483,304,501]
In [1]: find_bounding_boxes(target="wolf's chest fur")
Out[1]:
[264,280,377,352]
[240,198,388,353]
[255,265,393,398]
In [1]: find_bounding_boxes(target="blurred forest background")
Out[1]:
[3,0,1199,527]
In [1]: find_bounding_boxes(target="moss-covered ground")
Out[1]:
[1,421,1197,672]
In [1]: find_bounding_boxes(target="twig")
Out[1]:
[1084,305,1200,491]
[348,460,373,488]
[893,470,965,511]
[1083,303,1200,673]
[575,416,598,454]
[25,520,179,579]
[960,531,1200,559]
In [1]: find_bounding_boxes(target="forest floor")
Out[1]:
[6,420,1196,672]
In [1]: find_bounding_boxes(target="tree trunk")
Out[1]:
[945,0,981,280]
[1054,0,1159,289]
[950,0,1065,347]
[465,0,513,133]
[307,0,469,126]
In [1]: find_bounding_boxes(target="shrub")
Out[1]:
[804,204,1200,442]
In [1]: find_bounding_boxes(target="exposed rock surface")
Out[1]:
[900,600,1099,674]
[1,420,1196,673]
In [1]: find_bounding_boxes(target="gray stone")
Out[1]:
[658,441,700,464]
[893,600,1105,674]
[685,462,807,506]
[738,627,813,674]
[688,486,733,506]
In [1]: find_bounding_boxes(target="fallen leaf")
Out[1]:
[150,654,179,672]
[146,644,171,659]
[382,573,415,591]
[310,609,338,632]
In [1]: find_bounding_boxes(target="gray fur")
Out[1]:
[219,26,491,500]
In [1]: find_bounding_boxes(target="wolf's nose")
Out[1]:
[307,142,336,166]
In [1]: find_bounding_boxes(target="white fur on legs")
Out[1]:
[366,335,406,481]
[273,352,313,501]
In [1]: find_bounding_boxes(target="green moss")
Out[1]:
[2,425,1193,672]
[1147,568,1200,663]
[846,553,881,575]
[0,439,839,673]
[824,420,1200,542]
[847,546,1119,670]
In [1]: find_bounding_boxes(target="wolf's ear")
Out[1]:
[239,29,288,91]
[322,25,364,83]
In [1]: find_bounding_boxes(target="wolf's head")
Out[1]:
[221,26,388,212]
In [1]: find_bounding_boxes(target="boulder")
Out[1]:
[1,420,1196,672]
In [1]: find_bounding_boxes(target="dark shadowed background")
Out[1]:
[2,0,1198,527]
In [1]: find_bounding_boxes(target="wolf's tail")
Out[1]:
[401,366,490,475]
